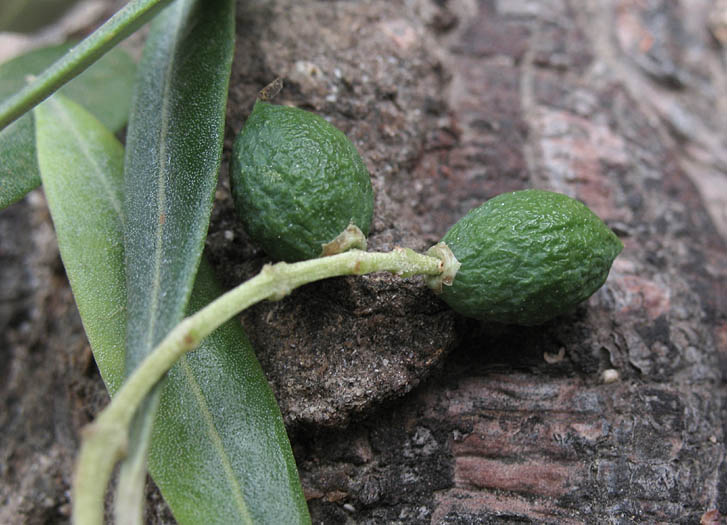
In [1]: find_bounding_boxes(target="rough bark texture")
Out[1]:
[1,0,726,523]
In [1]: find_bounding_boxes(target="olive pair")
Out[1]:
[231,102,622,325]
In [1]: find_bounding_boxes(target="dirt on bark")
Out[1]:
[1,0,726,524]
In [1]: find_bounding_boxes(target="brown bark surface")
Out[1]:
[1,0,726,523]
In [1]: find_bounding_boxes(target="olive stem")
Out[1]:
[73,247,444,525]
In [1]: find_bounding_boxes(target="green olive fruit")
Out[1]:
[230,101,374,262]
[433,189,623,325]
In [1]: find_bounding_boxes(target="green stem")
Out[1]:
[72,248,443,525]
[0,0,173,131]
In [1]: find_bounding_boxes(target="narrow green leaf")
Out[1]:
[0,43,136,209]
[119,0,236,520]
[0,0,173,130]
[123,0,234,378]
[35,94,310,525]
[0,115,40,210]
[151,260,311,524]
[34,95,127,395]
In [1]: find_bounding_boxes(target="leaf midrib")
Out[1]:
[179,356,254,524]
[143,2,181,354]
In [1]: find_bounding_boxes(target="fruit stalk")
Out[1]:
[72,247,444,525]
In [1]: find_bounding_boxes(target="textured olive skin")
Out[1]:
[231,101,374,262]
[439,190,623,325]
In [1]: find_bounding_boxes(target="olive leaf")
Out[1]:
[34,93,309,524]
[0,43,136,210]
[0,116,39,211]
[117,0,239,518]
[33,95,127,394]
[151,259,311,525]
[122,0,234,373]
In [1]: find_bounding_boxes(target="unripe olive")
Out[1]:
[431,190,623,325]
[230,101,374,262]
